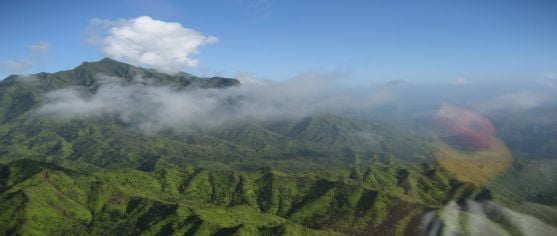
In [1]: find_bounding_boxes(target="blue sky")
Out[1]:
[1,0,556,82]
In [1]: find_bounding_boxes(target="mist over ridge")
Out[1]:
[1,2,557,234]
[21,58,555,136]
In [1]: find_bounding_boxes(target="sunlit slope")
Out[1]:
[0,159,505,235]
[434,139,512,186]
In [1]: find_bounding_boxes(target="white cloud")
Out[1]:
[1,41,50,74]
[37,73,396,132]
[28,41,50,55]
[239,0,273,20]
[477,91,552,112]
[87,16,217,73]
[452,77,470,85]
[234,72,269,86]
[541,72,557,80]
[540,72,557,89]
[0,60,33,72]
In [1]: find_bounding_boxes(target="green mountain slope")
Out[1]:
[0,58,430,172]
[0,159,506,235]
[0,59,555,235]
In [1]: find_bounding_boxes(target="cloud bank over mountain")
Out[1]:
[35,68,557,133]
[37,73,397,132]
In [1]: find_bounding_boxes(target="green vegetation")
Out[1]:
[0,159,497,235]
[0,59,555,235]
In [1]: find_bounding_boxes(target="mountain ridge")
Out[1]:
[1,57,240,91]
[0,58,555,235]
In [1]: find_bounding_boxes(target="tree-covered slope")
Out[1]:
[0,59,556,235]
[0,58,432,172]
[0,158,515,235]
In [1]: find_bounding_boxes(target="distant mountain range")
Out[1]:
[0,58,555,235]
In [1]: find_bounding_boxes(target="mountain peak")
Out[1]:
[46,58,240,89]
[76,57,133,70]
[0,58,240,90]
[99,57,117,62]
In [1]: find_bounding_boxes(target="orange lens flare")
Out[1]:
[433,104,512,186]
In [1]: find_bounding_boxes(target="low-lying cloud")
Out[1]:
[36,73,397,132]
[477,91,554,113]
[87,16,217,73]
[35,71,557,133]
